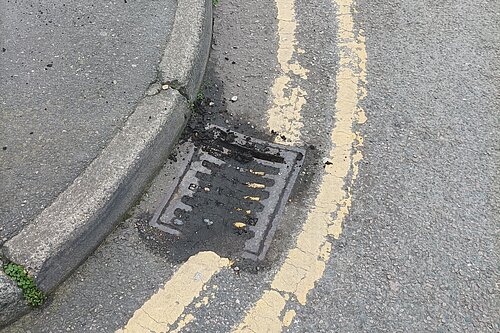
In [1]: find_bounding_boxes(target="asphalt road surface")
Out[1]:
[3,0,498,332]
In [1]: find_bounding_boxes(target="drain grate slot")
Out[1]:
[150,126,304,261]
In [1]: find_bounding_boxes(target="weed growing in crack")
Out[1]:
[196,91,205,103]
[3,262,46,307]
[190,90,205,114]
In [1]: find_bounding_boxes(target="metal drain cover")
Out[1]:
[150,125,304,261]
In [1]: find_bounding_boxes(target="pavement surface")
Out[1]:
[0,0,176,243]
[2,0,499,332]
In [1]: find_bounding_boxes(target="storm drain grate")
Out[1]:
[150,125,304,261]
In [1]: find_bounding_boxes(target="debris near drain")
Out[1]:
[246,182,266,189]
[149,125,304,261]
[173,219,184,226]
[233,222,247,229]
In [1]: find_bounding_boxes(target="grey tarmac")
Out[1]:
[2,0,498,332]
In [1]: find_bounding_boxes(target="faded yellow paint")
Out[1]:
[117,252,229,333]
[233,0,367,331]
[267,0,308,145]
[195,296,210,308]
[170,314,195,333]
[282,310,296,327]
[234,290,286,333]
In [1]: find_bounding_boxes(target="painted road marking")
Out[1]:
[116,0,366,331]
[116,251,229,333]
[234,0,367,331]
[282,309,296,328]
[267,0,308,145]
[169,314,195,333]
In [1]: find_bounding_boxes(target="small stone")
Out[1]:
[230,95,238,102]
[162,84,170,90]
[209,101,215,107]
[203,218,214,226]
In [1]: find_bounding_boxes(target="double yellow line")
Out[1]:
[116,0,367,331]
[235,0,367,329]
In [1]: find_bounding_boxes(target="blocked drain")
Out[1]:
[150,126,304,261]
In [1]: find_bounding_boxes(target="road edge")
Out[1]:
[0,0,213,327]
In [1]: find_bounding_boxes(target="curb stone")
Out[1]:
[0,0,213,327]
[160,0,213,100]
[3,89,189,293]
[0,265,29,326]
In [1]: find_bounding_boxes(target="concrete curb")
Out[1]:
[0,266,29,327]
[0,0,212,327]
[160,0,213,100]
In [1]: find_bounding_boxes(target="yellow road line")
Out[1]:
[282,310,296,328]
[116,251,229,333]
[170,313,195,333]
[267,0,308,145]
[236,291,287,333]
[234,0,367,331]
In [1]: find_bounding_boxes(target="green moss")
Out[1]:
[3,262,46,307]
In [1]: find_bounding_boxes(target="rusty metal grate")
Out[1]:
[150,125,304,261]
